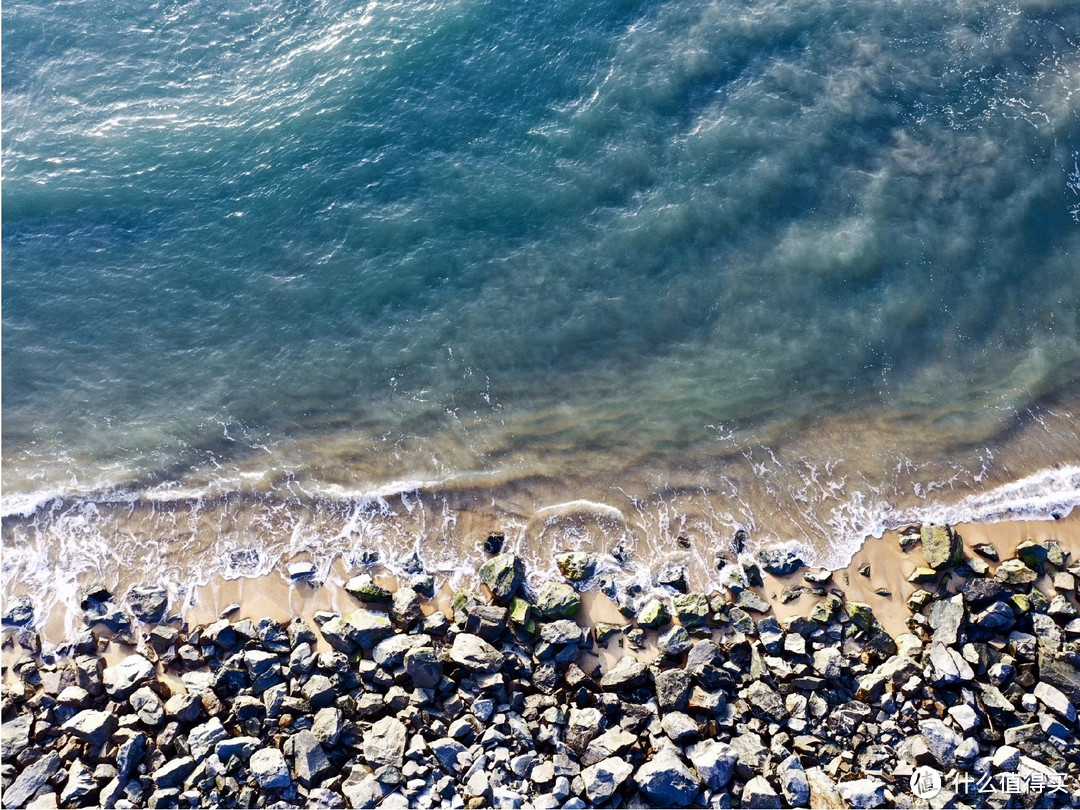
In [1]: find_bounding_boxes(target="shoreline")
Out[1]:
[3,515,1079,808]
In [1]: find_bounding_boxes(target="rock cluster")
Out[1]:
[2,532,1079,809]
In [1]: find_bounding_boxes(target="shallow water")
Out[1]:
[4,0,1080,628]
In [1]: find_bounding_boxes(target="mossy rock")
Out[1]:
[673,592,710,627]
[534,582,581,620]
[1028,588,1050,612]
[637,598,671,629]
[1045,540,1067,569]
[452,589,482,617]
[479,553,526,604]
[508,597,537,634]
[593,623,621,644]
[906,589,933,612]
[845,601,878,633]
[921,524,962,570]
[555,552,597,582]
[908,567,939,585]
[994,559,1038,587]
[736,590,770,614]
[1010,593,1030,613]
[718,563,747,593]
[811,593,842,624]
[344,575,392,604]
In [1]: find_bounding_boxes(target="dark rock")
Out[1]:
[534,582,581,620]
[2,595,35,627]
[127,583,169,623]
[758,546,805,577]
[391,587,423,628]
[556,552,597,582]
[288,729,332,788]
[658,625,693,657]
[656,563,689,593]
[655,668,692,711]
[152,756,195,789]
[961,578,1009,609]
[483,533,505,555]
[973,543,999,561]
[479,553,525,604]
[1037,651,1080,705]
[746,681,787,723]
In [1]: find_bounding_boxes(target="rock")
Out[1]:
[656,563,689,592]
[1016,540,1047,569]
[995,559,1038,586]
[742,775,781,809]
[1039,652,1080,706]
[2,595,35,627]
[928,597,965,645]
[1033,682,1076,722]
[579,756,633,803]
[600,656,650,691]
[342,608,395,651]
[960,578,1008,608]
[973,543,999,561]
[567,707,604,753]
[62,709,118,748]
[845,601,878,633]
[126,583,168,622]
[404,646,442,689]
[687,739,737,789]
[5,752,61,808]
[365,716,407,769]
[736,590,771,614]
[921,524,961,570]
[189,717,229,760]
[103,654,155,699]
[836,778,886,809]
[655,668,692,711]
[919,718,960,769]
[449,633,505,672]
[992,745,1021,771]
[116,732,148,778]
[391,587,422,627]
[805,766,843,810]
[250,747,291,789]
[758,545,806,577]
[345,574,392,603]
[813,646,843,680]
[673,592,710,627]
[288,561,317,580]
[483,533,505,555]
[2,713,32,761]
[129,686,165,726]
[777,755,809,807]
[152,756,195,789]
[555,552,597,581]
[430,738,469,775]
[929,642,973,685]
[746,681,787,723]
[539,618,584,646]
[657,625,693,657]
[970,601,1015,633]
[661,711,699,745]
[811,594,841,623]
[580,727,638,768]
[288,729,332,788]
[479,553,525,603]
[534,582,581,620]
[637,598,670,629]
[635,748,700,808]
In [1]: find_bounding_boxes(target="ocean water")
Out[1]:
[4,0,1080,626]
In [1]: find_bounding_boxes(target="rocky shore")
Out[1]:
[3,526,1080,809]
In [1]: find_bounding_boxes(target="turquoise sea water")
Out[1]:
[4,0,1080,620]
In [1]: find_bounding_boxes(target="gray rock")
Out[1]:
[391,587,423,627]
[556,551,597,582]
[164,692,201,723]
[250,747,291,789]
[995,559,1038,585]
[62,709,118,748]
[116,732,148,778]
[1038,651,1080,705]
[449,633,505,672]
[971,601,1016,633]
[103,654,155,699]
[655,668,692,711]
[929,642,973,685]
[600,656,650,691]
[130,686,165,726]
[127,583,169,623]
[372,634,431,669]
[758,545,805,577]
[777,754,809,807]
[152,756,195,789]
[746,680,787,722]
[364,715,407,769]
[687,739,737,789]
[657,625,693,657]
[1034,681,1076,722]
[919,718,960,769]
[288,729,331,788]
[661,712,699,745]
[2,713,33,761]
[430,738,469,774]
[579,757,633,803]
[580,727,638,768]
[837,778,886,809]
[344,608,395,651]
[63,763,100,810]
[189,717,229,761]
[539,619,586,646]
[742,775,781,809]
[813,646,843,680]
[928,597,964,646]
[566,707,604,754]
[216,736,261,761]
[5,752,61,808]
[635,748,700,808]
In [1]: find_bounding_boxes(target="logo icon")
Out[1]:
[911,766,943,799]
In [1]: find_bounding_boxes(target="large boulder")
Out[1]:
[364,716,407,769]
[103,654,155,699]
[555,552,597,581]
[479,553,525,604]
[687,740,737,789]
[742,776,781,809]
[921,524,961,570]
[758,545,806,577]
[61,710,118,748]
[534,582,581,620]
[126,583,169,623]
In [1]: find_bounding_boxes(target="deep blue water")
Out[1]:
[3,0,1080,608]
